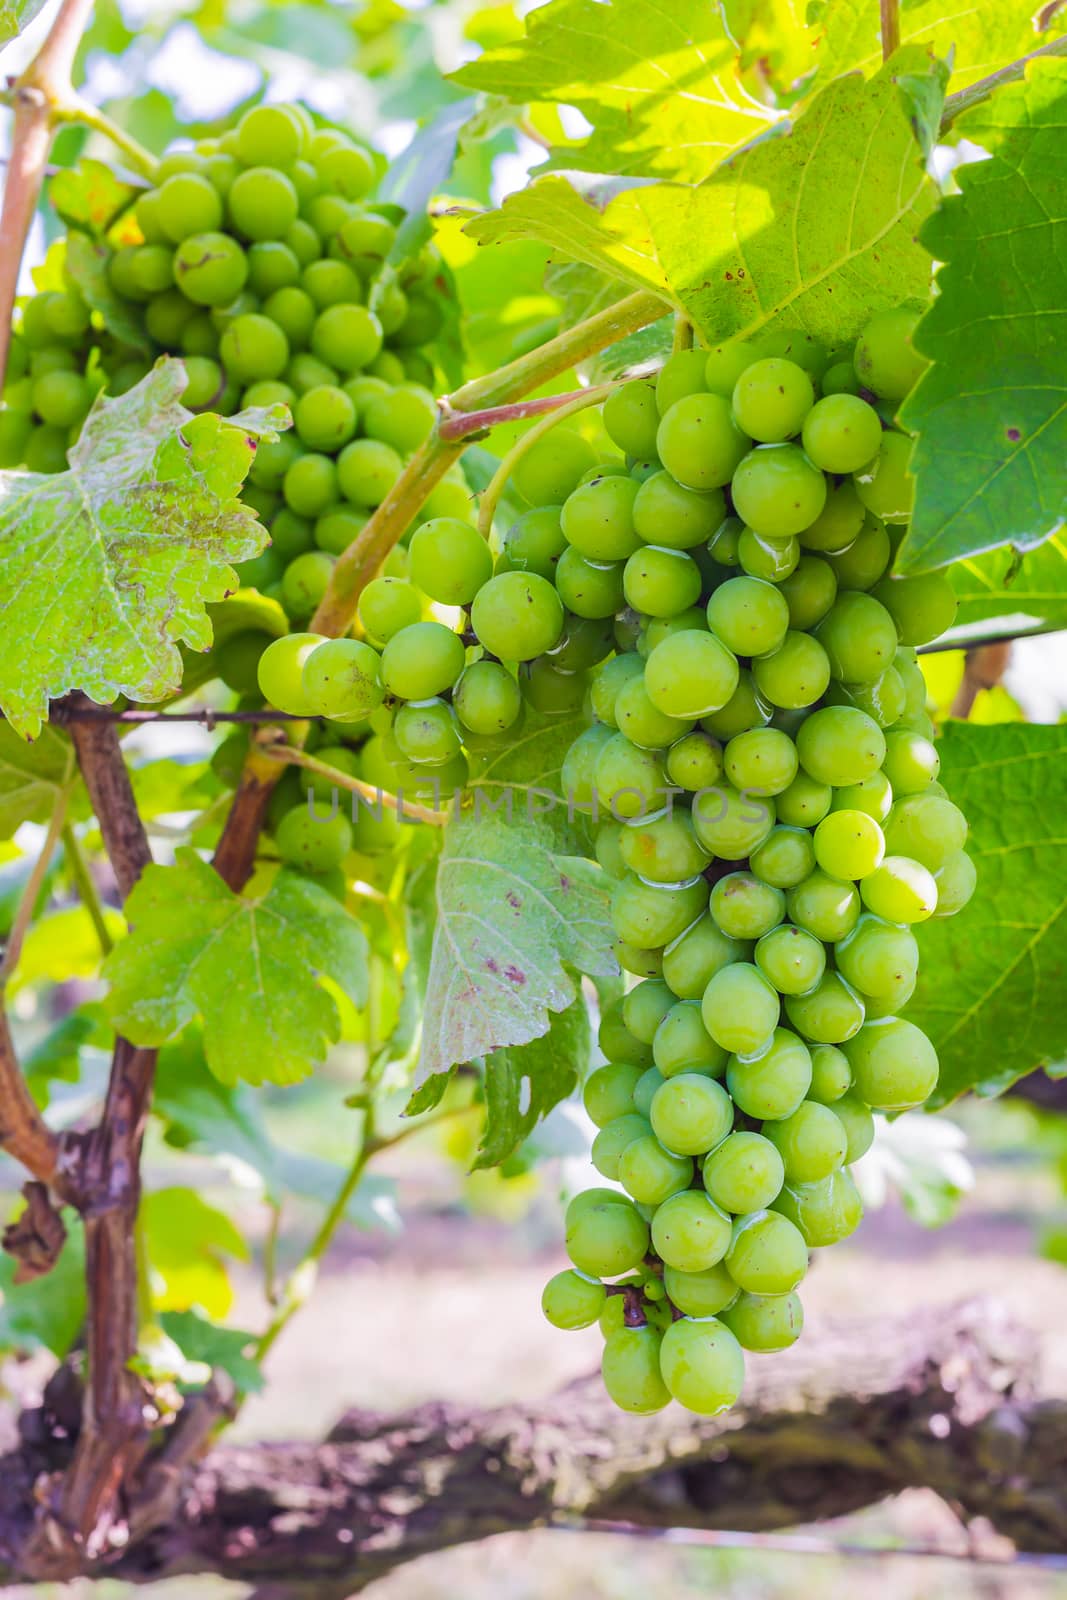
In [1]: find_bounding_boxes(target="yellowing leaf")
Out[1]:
[142,1187,249,1320]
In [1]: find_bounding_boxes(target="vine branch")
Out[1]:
[879,0,900,61]
[940,35,1067,128]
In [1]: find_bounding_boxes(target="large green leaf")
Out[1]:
[468,58,938,350]
[104,849,370,1087]
[160,1308,264,1394]
[899,58,1067,574]
[816,0,1064,91]
[0,363,285,738]
[475,997,592,1169]
[143,1186,248,1319]
[909,722,1067,1104]
[452,0,780,184]
[0,723,76,838]
[0,1216,85,1358]
[952,538,1067,633]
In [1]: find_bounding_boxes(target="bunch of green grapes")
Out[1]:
[536,309,976,1416]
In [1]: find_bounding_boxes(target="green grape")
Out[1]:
[723,728,798,796]
[549,612,614,676]
[773,1168,863,1247]
[314,507,366,555]
[303,262,361,310]
[895,652,930,719]
[699,670,771,740]
[215,632,266,695]
[603,380,660,458]
[145,287,196,344]
[319,143,375,200]
[498,506,567,581]
[584,1062,643,1126]
[31,370,91,428]
[663,1262,737,1317]
[130,244,175,295]
[659,1316,745,1415]
[786,870,860,942]
[656,393,750,490]
[751,631,831,710]
[337,438,404,507]
[560,474,640,561]
[705,576,790,658]
[784,971,865,1044]
[775,771,832,828]
[566,1194,650,1276]
[453,660,522,736]
[394,699,462,766]
[806,1044,852,1104]
[380,620,465,699]
[649,1073,733,1156]
[726,1028,812,1120]
[623,545,701,617]
[757,329,826,374]
[542,1270,606,1330]
[644,630,739,719]
[701,961,779,1055]
[516,657,581,715]
[282,550,334,620]
[267,286,317,349]
[763,1101,847,1185]
[622,979,676,1044]
[590,653,643,727]
[801,392,883,473]
[881,730,940,796]
[826,667,906,729]
[236,104,303,166]
[933,850,977,917]
[779,554,837,630]
[821,361,860,396]
[833,1092,874,1161]
[796,706,885,787]
[722,1290,803,1352]
[846,1015,940,1110]
[814,592,899,686]
[592,1113,651,1179]
[732,358,814,443]
[296,745,362,807]
[737,527,800,582]
[247,241,300,296]
[830,771,893,824]
[725,1209,808,1295]
[555,547,626,618]
[602,1325,671,1414]
[0,407,32,466]
[156,172,223,242]
[835,915,919,1001]
[666,731,723,792]
[619,809,710,882]
[691,784,776,860]
[749,827,816,890]
[275,804,353,873]
[219,314,289,383]
[612,874,709,948]
[731,444,827,537]
[617,1134,694,1205]
[662,915,746,1001]
[257,630,325,713]
[655,349,710,414]
[594,733,668,820]
[710,873,785,940]
[293,385,356,452]
[300,638,383,718]
[860,856,937,923]
[596,819,629,880]
[703,339,757,396]
[799,478,866,554]
[362,384,437,453]
[854,431,914,521]
[250,430,303,492]
[563,725,615,810]
[43,290,89,341]
[872,571,957,645]
[703,1131,785,1213]
[513,429,597,506]
[228,167,299,242]
[181,356,223,410]
[288,353,339,395]
[825,517,891,591]
[357,577,421,645]
[651,1190,732,1272]
[239,546,286,590]
[407,518,492,606]
[853,307,925,401]
[633,472,724,550]
[652,1000,727,1078]
[706,516,742,568]
[813,808,885,879]
[599,996,656,1069]
[312,304,384,374]
[615,676,693,750]
[754,923,825,995]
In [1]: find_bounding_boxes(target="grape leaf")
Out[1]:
[452,0,780,184]
[468,58,939,350]
[103,849,370,1087]
[49,161,142,236]
[0,362,285,739]
[0,1216,85,1357]
[160,1309,263,1394]
[0,723,76,838]
[0,0,46,50]
[474,996,591,1169]
[143,1187,248,1319]
[816,0,1064,91]
[909,721,1067,1104]
[64,231,150,353]
[381,96,480,261]
[898,58,1067,574]
[722,0,818,100]
[952,538,1067,633]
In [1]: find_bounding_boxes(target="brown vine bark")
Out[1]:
[0,1299,1052,1591]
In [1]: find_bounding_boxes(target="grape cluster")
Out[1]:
[538,311,976,1416]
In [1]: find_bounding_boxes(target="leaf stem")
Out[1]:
[55,97,160,179]
[879,0,900,61]
[0,788,70,990]
[61,820,114,958]
[439,380,620,442]
[940,35,1067,128]
[365,1102,478,1157]
[477,385,618,540]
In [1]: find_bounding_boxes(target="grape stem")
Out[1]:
[259,741,451,827]
[879,0,900,61]
[476,384,622,540]
[438,380,621,442]
[53,97,160,179]
[940,35,1067,127]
